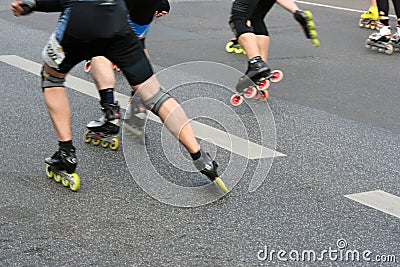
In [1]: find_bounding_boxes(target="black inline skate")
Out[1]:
[123,93,147,144]
[45,147,80,191]
[231,56,283,106]
[193,149,228,193]
[294,10,320,47]
[84,102,121,150]
[365,25,394,55]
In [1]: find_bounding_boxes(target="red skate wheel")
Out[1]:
[257,78,270,90]
[270,70,283,83]
[260,90,269,102]
[230,94,243,106]
[84,61,91,73]
[243,86,257,98]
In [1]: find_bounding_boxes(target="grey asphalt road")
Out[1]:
[1,0,399,266]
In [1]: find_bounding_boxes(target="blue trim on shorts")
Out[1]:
[128,19,152,38]
[55,7,71,42]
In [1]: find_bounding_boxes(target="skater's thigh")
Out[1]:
[105,34,154,86]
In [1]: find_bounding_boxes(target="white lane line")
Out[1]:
[297,1,397,18]
[0,55,285,159]
[345,190,400,219]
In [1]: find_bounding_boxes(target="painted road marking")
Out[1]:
[297,1,397,18]
[345,190,400,219]
[0,54,285,159]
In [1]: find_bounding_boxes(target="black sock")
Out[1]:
[59,140,74,151]
[99,88,115,105]
[190,150,201,160]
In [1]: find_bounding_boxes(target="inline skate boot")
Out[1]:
[84,102,121,150]
[193,149,228,193]
[225,38,246,54]
[365,25,394,55]
[231,56,283,106]
[45,147,80,191]
[391,25,400,52]
[123,93,147,144]
[294,10,320,47]
[359,6,379,30]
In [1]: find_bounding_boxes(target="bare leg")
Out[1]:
[42,64,71,141]
[132,75,200,154]
[90,56,115,90]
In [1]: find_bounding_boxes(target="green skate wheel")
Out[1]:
[304,10,313,20]
[214,177,228,193]
[84,130,92,143]
[312,39,320,47]
[92,138,101,146]
[109,137,120,151]
[69,173,80,192]
[46,164,54,179]
[54,173,62,183]
[62,176,70,187]
[101,140,109,148]
[225,41,235,53]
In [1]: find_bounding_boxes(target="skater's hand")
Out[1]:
[154,10,168,18]
[11,0,35,16]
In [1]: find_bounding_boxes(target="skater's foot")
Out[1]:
[124,95,147,143]
[87,102,121,134]
[369,25,391,43]
[360,6,379,21]
[294,10,320,47]
[45,147,77,174]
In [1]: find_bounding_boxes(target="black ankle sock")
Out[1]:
[99,88,115,105]
[59,140,74,151]
[190,150,201,160]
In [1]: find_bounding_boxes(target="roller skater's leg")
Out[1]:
[124,92,147,143]
[41,64,80,191]
[193,149,228,193]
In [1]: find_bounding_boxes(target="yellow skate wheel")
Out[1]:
[101,140,109,148]
[84,130,92,143]
[225,41,235,53]
[309,30,318,39]
[312,39,320,47]
[385,44,394,55]
[214,177,228,194]
[307,20,315,30]
[46,164,54,179]
[54,173,62,183]
[62,176,70,187]
[109,137,120,150]
[92,138,101,146]
[234,47,244,54]
[304,10,313,20]
[69,173,80,192]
